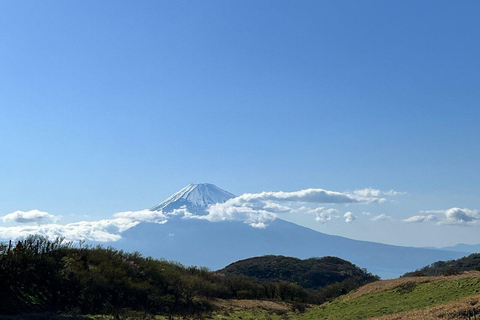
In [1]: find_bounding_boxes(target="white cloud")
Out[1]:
[352,188,405,202]
[362,211,372,216]
[313,208,339,224]
[442,208,480,225]
[194,187,390,228]
[402,208,480,226]
[2,210,59,224]
[353,188,381,198]
[113,209,168,224]
[0,209,173,242]
[344,212,356,223]
[383,190,407,196]
[0,217,139,242]
[351,189,386,203]
[371,214,393,222]
[236,189,359,204]
[194,200,278,228]
[402,215,437,223]
[419,209,446,214]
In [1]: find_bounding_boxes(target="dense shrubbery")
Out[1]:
[0,236,378,317]
[220,255,378,290]
[403,253,480,277]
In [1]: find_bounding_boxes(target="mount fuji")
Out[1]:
[110,183,466,278]
[150,183,235,214]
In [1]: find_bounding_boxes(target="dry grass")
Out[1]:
[209,298,291,312]
[345,271,480,301]
[369,294,480,320]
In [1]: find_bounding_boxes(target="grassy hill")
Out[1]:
[208,272,480,320]
[296,272,480,319]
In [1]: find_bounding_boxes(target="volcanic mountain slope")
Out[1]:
[111,183,466,279]
[150,183,235,214]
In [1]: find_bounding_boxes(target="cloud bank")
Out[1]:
[402,215,437,223]
[0,218,139,242]
[2,210,59,224]
[0,209,169,242]
[0,186,403,240]
[371,214,393,222]
[402,207,480,226]
[192,187,398,227]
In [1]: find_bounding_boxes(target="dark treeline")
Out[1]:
[220,255,378,290]
[403,253,480,277]
[0,236,377,317]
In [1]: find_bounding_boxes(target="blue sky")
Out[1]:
[1,1,479,247]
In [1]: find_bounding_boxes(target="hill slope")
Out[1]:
[212,272,480,320]
[295,272,480,320]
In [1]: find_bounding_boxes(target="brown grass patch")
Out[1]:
[209,298,291,312]
[345,271,480,301]
[369,294,480,320]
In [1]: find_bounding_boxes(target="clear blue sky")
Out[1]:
[1,1,479,246]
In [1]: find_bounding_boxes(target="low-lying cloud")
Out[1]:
[402,207,480,226]
[2,210,59,224]
[0,186,403,240]
[371,214,393,222]
[344,212,356,223]
[402,215,437,223]
[0,209,170,242]
[113,209,168,224]
[312,208,339,224]
[193,187,399,227]
[0,218,139,242]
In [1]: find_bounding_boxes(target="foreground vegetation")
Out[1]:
[0,236,376,318]
[4,237,480,319]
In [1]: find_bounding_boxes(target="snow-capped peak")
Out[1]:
[150,183,235,214]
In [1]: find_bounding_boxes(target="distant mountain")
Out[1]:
[219,255,378,290]
[150,183,235,214]
[109,183,467,279]
[436,243,480,254]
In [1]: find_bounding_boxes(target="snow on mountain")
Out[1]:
[150,183,235,214]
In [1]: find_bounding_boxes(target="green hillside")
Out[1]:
[206,273,480,320]
[296,274,480,319]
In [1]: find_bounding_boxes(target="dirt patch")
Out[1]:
[345,271,480,301]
